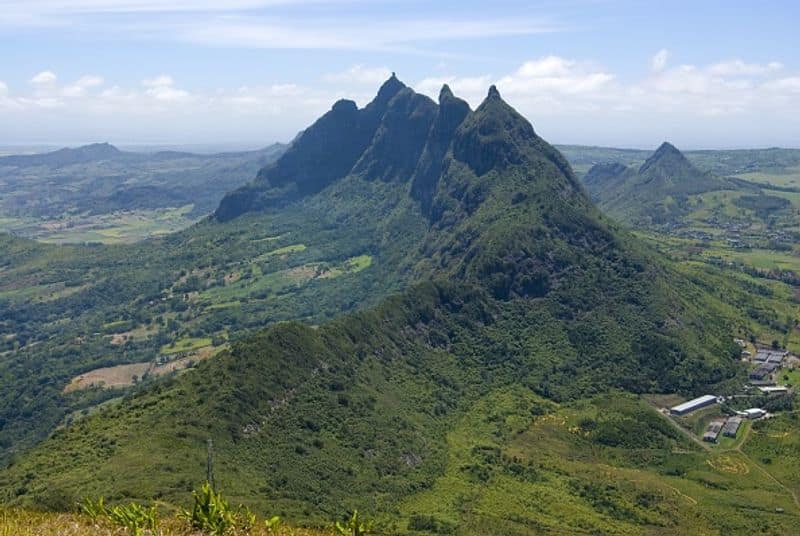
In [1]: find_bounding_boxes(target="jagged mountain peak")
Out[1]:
[639,141,690,173]
[215,78,576,221]
[473,83,526,124]
[655,141,680,153]
[370,73,406,110]
[438,84,470,114]
[583,141,735,225]
[451,82,550,178]
[439,84,454,102]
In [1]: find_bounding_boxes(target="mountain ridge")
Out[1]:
[0,77,748,532]
[215,81,581,223]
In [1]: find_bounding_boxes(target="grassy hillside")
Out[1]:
[5,389,799,533]
[0,78,774,536]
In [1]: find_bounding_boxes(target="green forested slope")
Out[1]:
[1,78,780,535]
[0,178,424,462]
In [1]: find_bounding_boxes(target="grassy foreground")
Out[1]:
[0,508,334,535]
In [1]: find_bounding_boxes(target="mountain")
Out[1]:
[2,78,781,533]
[215,74,436,221]
[582,142,742,225]
[0,143,287,233]
[0,142,122,168]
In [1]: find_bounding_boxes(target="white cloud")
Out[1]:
[76,75,104,88]
[145,85,190,101]
[495,57,615,101]
[139,75,190,101]
[651,49,669,72]
[762,77,800,93]
[517,56,575,78]
[141,75,175,88]
[2,54,799,148]
[0,81,8,96]
[416,75,493,100]
[143,16,559,53]
[417,57,616,114]
[323,65,392,85]
[30,70,58,85]
[0,2,560,55]
[708,59,783,77]
[62,75,105,97]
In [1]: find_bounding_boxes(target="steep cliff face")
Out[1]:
[409,84,471,214]
[351,88,438,182]
[216,78,581,228]
[215,75,408,221]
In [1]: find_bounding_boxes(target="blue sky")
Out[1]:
[0,0,798,148]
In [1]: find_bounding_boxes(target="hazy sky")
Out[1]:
[1,0,798,148]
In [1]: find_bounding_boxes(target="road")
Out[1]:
[651,403,800,509]
[650,405,711,452]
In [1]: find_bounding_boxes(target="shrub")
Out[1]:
[78,496,107,521]
[181,482,237,535]
[265,515,281,532]
[106,502,158,536]
[335,510,373,536]
[180,482,274,535]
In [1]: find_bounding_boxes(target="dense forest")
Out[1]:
[4,76,796,534]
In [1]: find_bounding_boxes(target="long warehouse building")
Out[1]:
[669,395,718,416]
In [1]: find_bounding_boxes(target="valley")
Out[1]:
[0,143,285,243]
[3,0,798,533]
[1,77,800,535]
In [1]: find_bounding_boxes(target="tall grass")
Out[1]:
[0,506,332,535]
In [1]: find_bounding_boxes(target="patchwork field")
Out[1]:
[0,206,200,244]
[0,143,285,243]
[734,166,800,188]
[65,347,218,393]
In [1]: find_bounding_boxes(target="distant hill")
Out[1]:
[582,142,747,224]
[0,77,761,534]
[0,143,287,229]
[0,142,122,168]
[0,142,286,168]
[558,144,800,178]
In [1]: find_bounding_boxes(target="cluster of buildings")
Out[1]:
[703,419,725,442]
[663,343,794,444]
[722,416,743,437]
[702,413,757,443]
[747,348,790,384]
[668,395,765,443]
[754,349,788,364]
[750,361,782,382]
